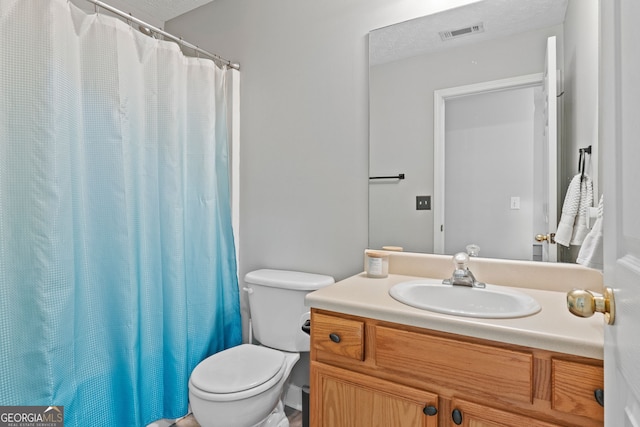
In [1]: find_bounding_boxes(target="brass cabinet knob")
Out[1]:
[566,287,615,325]
[535,233,556,243]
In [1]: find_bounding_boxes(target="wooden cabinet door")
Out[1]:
[448,398,562,427]
[311,362,438,427]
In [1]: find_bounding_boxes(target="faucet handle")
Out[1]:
[452,252,469,269]
[466,244,480,257]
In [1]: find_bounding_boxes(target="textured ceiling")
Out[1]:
[370,0,568,66]
[118,0,214,22]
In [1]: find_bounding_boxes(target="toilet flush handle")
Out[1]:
[242,287,253,294]
[301,319,311,335]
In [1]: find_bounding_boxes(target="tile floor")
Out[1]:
[170,407,302,427]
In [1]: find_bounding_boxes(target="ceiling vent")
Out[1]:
[439,23,485,41]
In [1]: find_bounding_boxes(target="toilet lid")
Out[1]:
[190,344,286,394]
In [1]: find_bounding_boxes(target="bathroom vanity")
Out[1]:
[305,252,604,427]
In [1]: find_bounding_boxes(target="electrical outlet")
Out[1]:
[416,195,431,210]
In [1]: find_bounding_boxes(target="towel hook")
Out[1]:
[578,145,592,182]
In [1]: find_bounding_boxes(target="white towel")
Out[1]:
[555,174,594,247]
[577,194,604,270]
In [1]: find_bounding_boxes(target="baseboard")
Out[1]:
[283,383,302,411]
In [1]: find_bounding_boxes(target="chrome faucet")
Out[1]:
[443,252,486,288]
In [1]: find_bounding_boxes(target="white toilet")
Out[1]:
[188,269,334,427]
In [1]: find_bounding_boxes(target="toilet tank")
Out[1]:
[244,269,334,352]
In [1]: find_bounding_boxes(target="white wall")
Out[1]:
[369,26,563,253]
[165,0,480,314]
[563,0,599,193]
[559,0,599,262]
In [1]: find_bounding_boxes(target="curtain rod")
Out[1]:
[84,0,240,70]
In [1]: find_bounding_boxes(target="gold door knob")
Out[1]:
[535,233,556,243]
[566,287,615,325]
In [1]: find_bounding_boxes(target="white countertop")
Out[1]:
[306,272,604,360]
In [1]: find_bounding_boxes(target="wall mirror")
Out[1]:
[368,0,599,262]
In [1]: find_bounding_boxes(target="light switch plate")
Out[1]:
[510,196,521,210]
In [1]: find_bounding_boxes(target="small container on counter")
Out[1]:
[365,250,389,278]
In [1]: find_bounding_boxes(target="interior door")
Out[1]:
[601,0,640,425]
[443,86,539,260]
[434,37,557,261]
[541,36,558,262]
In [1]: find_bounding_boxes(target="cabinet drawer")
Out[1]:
[375,326,533,403]
[312,312,364,361]
[552,359,604,421]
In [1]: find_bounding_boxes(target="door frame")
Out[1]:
[433,73,544,255]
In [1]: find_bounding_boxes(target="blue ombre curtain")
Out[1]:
[0,0,242,425]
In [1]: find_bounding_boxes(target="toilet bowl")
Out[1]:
[189,344,299,427]
[188,269,334,427]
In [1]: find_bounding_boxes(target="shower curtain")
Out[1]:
[0,0,242,425]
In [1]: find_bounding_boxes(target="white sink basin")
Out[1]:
[389,278,541,319]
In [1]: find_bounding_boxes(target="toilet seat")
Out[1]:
[189,344,287,402]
